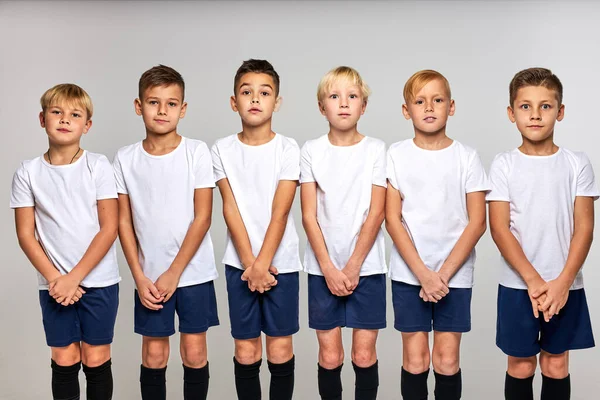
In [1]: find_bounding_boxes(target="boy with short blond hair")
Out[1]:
[386,70,489,400]
[301,66,387,400]
[113,65,219,400]
[11,83,120,400]
[212,58,301,400]
[488,67,597,400]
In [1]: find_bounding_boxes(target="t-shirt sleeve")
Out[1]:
[299,142,315,184]
[112,152,128,194]
[386,148,399,190]
[372,141,387,187]
[94,155,118,200]
[280,140,300,181]
[576,152,600,200]
[486,154,510,202]
[194,142,216,189]
[211,143,227,183]
[10,163,35,208]
[466,151,490,193]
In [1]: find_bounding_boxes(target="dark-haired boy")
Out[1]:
[113,65,219,400]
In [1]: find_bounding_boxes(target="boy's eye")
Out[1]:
[261,91,270,96]
[330,94,338,99]
[541,104,551,110]
[434,98,443,103]
[51,110,61,114]
[520,104,530,110]
[349,94,357,99]
[168,102,177,107]
[149,100,158,105]
[242,90,251,95]
[415,100,424,105]
[72,113,81,118]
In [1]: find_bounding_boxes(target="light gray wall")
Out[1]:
[1,1,599,398]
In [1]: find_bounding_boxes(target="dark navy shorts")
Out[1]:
[226,265,299,340]
[308,273,387,330]
[392,281,472,333]
[496,285,595,357]
[134,281,219,337]
[39,283,119,347]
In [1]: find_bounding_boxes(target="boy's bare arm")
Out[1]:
[343,185,386,290]
[155,188,213,301]
[118,194,164,310]
[438,191,487,282]
[301,182,351,296]
[385,183,448,302]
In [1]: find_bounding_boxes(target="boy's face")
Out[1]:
[135,84,187,135]
[39,102,91,146]
[402,78,455,135]
[231,72,281,128]
[318,79,366,131]
[508,85,564,143]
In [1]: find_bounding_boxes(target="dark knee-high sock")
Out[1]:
[140,365,167,400]
[83,359,113,400]
[541,374,570,400]
[318,363,343,400]
[51,360,81,400]
[183,362,210,400]
[353,360,379,400]
[504,372,534,400]
[268,355,295,400]
[434,369,462,400]
[401,368,429,400]
[234,357,262,400]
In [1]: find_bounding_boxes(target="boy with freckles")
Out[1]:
[212,59,301,400]
[301,66,387,400]
[385,70,489,400]
[488,67,597,400]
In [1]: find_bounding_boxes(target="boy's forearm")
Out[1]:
[385,215,429,279]
[560,227,593,285]
[118,222,146,281]
[69,226,118,283]
[348,208,385,271]
[169,214,211,275]
[439,220,486,280]
[255,214,288,270]
[223,204,255,268]
[18,235,61,282]
[490,226,541,285]
[302,215,335,272]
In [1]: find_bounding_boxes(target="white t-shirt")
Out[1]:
[10,151,121,290]
[300,135,387,276]
[211,133,302,273]
[113,136,218,287]
[486,148,599,290]
[387,139,489,288]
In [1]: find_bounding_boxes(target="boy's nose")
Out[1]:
[251,98,259,104]
[59,117,70,124]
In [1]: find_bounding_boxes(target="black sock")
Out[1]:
[541,374,570,400]
[234,357,262,400]
[434,369,462,400]
[268,355,295,400]
[51,359,81,400]
[82,359,113,400]
[353,360,379,400]
[401,367,429,400]
[318,363,343,400]
[183,362,210,400]
[140,365,167,400]
[504,372,534,400]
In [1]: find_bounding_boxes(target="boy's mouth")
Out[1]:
[57,128,71,133]
[154,119,169,123]
[423,117,437,122]
[248,107,261,113]
[527,125,543,129]
[338,113,351,117]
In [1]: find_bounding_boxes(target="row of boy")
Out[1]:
[10,60,596,400]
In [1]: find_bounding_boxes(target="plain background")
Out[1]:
[1,1,600,398]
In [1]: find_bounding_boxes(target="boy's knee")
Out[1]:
[181,345,207,368]
[540,352,569,379]
[143,339,170,369]
[319,348,345,370]
[351,347,376,368]
[507,356,537,378]
[404,347,430,374]
[235,338,262,365]
[266,339,293,364]
[51,343,81,366]
[81,344,111,368]
[432,349,459,375]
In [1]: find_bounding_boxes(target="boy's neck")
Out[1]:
[327,127,363,146]
[238,122,275,146]
[519,133,558,156]
[412,129,452,150]
[143,131,182,155]
[46,142,83,165]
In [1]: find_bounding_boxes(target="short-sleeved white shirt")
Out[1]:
[486,148,599,290]
[10,151,121,289]
[300,135,387,276]
[386,139,489,288]
[112,136,218,287]
[211,133,302,273]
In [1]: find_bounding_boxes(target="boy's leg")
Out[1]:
[81,343,112,400]
[351,329,379,400]
[51,344,82,400]
[401,332,431,400]
[266,335,295,400]
[180,333,209,400]
[539,351,570,400]
[317,328,344,400]
[432,332,462,400]
[506,356,537,400]
[141,337,170,400]
[234,337,263,400]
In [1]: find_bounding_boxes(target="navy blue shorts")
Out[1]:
[392,281,472,333]
[39,283,119,347]
[496,285,595,357]
[134,281,219,337]
[308,273,386,330]
[226,265,299,340]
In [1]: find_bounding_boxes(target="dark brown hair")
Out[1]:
[233,59,280,96]
[509,67,563,107]
[138,64,185,100]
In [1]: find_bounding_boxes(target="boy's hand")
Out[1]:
[533,277,571,322]
[526,276,548,319]
[49,274,84,306]
[418,269,449,303]
[535,293,551,322]
[135,275,164,310]
[242,263,277,293]
[155,269,181,303]
[323,264,352,297]
[341,259,361,291]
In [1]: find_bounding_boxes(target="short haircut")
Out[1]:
[403,70,451,104]
[317,66,371,102]
[233,59,280,96]
[138,64,185,101]
[509,67,563,107]
[40,83,93,120]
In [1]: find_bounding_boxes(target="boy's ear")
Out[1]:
[557,104,565,121]
[274,95,282,112]
[230,95,239,112]
[318,101,326,116]
[448,99,456,116]
[179,101,188,119]
[361,100,368,115]
[82,119,92,134]
[507,106,516,123]
[134,98,143,116]
[401,104,411,120]
[39,111,46,128]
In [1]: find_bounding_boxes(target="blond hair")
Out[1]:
[40,83,93,119]
[403,70,451,103]
[317,66,371,102]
